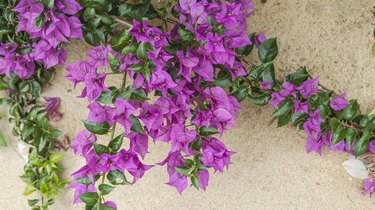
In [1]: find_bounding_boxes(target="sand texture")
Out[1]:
[1,0,375,209]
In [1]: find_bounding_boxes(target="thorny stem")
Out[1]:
[97,71,127,210]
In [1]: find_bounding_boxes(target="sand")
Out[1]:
[1,0,375,209]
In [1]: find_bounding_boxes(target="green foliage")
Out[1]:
[0,6,67,206]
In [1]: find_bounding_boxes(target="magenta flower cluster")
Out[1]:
[269,78,351,155]
[66,0,257,205]
[0,0,83,79]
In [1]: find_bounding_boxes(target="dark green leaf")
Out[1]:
[272,100,293,117]
[235,33,255,56]
[98,184,115,196]
[83,120,110,135]
[83,8,95,21]
[247,94,271,106]
[200,126,219,136]
[28,199,39,207]
[137,42,147,60]
[178,27,194,42]
[129,63,145,73]
[339,100,359,121]
[330,119,347,146]
[107,170,130,185]
[182,159,194,167]
[291,111,308,126]
[75,177,92,185]
[249,62,273,82]
[130,88,148,101]
[191,175,200,190]
[277,111,292,127]
[93,143,107,155]
[191,139,201,151]
[174,166,190,175]
[258,38,278,63]
[118,3,157,21]
[129,115,145,133]
[108,133,124,153]
[345,127,357,147]
[108,53,120,72]
[79,192,99,205]
[285,67,309,86]
[354,132,372,157]
[231,86,248,102]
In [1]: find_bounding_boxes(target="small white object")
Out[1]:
[17,141,30,163]
[342,158,369,180]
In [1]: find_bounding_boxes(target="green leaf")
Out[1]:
[129,115,145,133]
[174,166,190,175]
[258,38,278,63]
[369,107,375,116]
[0,132,7,146]
[79,192,99,205]
[23,185,36,196]
[178,27,195,42]
[130,88,148,101]
[285,67,309,86]
[50,129,62,139]
[277,111,292,127]
[98,184,115,196]
[339,100,359,121]
[291,111,308,126]
[49,153,64,163]
[83,8,95,21]
[93,143,107,155]
[231,86,248,102]
[191,139,202,151]
[80,0,108,9]
[249,62,273,82]
[83,120,110,135]
[272,100,293,117]
[372,42,375,57]
[137,42,147,60]
[108,133,124,153]
[101,206,116,210]
[354,132,372,157]
[118,3,157,21]
[107,170,130,185]
[345,127,357,147]
[247,94,271,106]
[235,33,255,56]
[129,63,145,73]
[329,118,347,145]
[20,172,36,184]
[191,175,200,190]
[262,63,275,82]
[28,199,39,207]
[182,159,194,167]
[31,81,41,98]
[214,69,233,88]
[108,53,120,72]
[200,126,219,136]
[75,177,92,185]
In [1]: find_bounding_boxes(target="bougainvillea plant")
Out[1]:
[0,0,83,209]
[62,0,375,209]
[2,0,375,209]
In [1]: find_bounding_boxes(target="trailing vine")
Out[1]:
[0,0,83,209]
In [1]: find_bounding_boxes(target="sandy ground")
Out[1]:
[1,0,375,209]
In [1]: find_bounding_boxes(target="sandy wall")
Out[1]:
[1,0,375,209]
